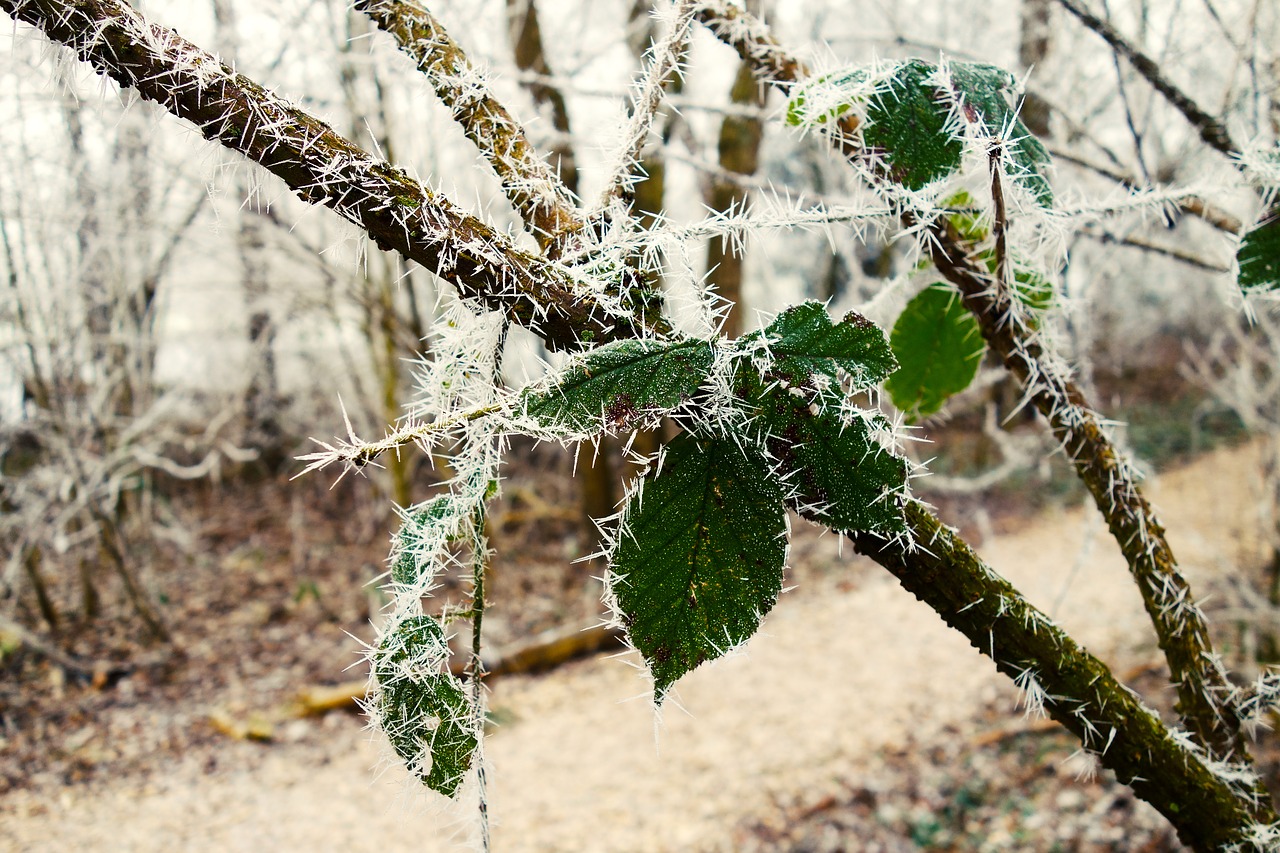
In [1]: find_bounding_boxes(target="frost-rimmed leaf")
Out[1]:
[610,434,786,702]
[744,301,896,389]
[864,59,963,191]
[785,66,870,127]
[391,495,464,586]
[948,62,1054,206]
[1238,212,1280,292]
[730,366,907,533]
[885,285,985,421]
[374,615,477,797]
[521,339,714,433]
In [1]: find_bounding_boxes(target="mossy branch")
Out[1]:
[850,502,1274,852]
[695,0,1249,767]
[925,219,1250,762]
[353,0,587,255]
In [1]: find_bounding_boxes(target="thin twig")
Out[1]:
[1080,225,1232,272]
[296,399,503,477]
[1055,0,1240,157]
[1050,146,1244,233]
[355,0,587,255]
[596,0,701,213]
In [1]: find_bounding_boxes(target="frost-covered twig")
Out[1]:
[355,0,587,254]
[596,0,700,212]
[1050,146,1244,233]
[1054,0,1240,158]
[1080,225,1232,273]
[295,400,504,478]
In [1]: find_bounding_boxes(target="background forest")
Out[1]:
[2,0,1280,850]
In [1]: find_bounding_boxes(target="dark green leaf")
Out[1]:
[885,285,985,421]
[864,60,964,191]
[522,339,714,433]
[739,377,908,533]
[748,301,896,390]
[611,435,787,702]
[948,62,1054,206]
[374,615,477,797]
[1239,212,1280,292]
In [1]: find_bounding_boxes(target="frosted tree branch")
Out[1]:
[596,0,700,213]
[0,0,646,351]
[354,0,589,254]
[695,0,1251,769]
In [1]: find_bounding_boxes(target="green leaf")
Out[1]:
[746,301,897,389]
[391,496,464,587]
[885,285,986,421]
[1013,266,1055,313]
[864,60,964,191]
[611,434,787,702]
[942,190,989,242]
[374,615,477,797]
[746,381,907,533]
[522,339,714,433]
[1238,213,1280,292]
[786,67,869,127]
[947,62,1054,206]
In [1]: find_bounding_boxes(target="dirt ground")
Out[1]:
[3,439,1278,851]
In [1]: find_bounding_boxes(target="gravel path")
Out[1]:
[2,443,1264,852]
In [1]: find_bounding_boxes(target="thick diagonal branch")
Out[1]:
[354,0,587,254]
[0,0,641,350]
[850,503,1271,851]
[695,0,1247,763]
[927,227,1248,760]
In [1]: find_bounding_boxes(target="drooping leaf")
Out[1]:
[746,301,897,389]
[751,388,907,532]
[885,285,986,421]
[947,62,1054,206]
[1238,212,1280,292]
[610,434,787,702]
[521,339,714,433]
[864,59,964,191]
[374,615,477,797]
[391,495,464,587]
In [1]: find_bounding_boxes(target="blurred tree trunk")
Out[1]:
[508,0,619,559]
[1018,0,1053,138]
[705,1,769,339]
[507,0,579,209]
